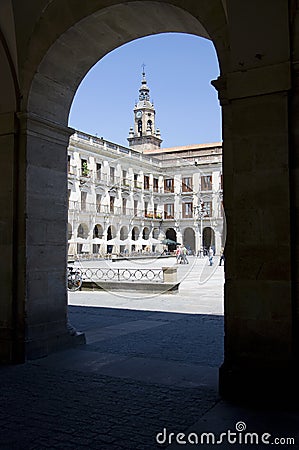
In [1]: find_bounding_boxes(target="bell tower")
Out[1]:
[127,68,162,153]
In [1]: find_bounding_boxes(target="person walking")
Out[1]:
[219,247,225,266]
[182,245,189,264]
[209,247,214,266]
[175,246,181,264]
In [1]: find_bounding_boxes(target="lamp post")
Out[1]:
[194,198,207,257]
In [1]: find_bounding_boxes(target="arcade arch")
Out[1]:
[203,227,215,252]
[142,227,150,240]
[77,223,88,239]
[183,227,195,253]
[1,0,296,404]
[152,227,160,240]
[93,224,104,239]
[131,226,140,241]
[165,228,177,251]
[120,226,129,240]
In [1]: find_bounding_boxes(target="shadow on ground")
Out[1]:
[1,306,298,449]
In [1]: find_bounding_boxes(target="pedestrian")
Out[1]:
[219,247,225,266]
[175,246,181,264]
[182,245,189,264]
[209,247,214,266]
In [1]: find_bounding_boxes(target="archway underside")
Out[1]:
[1,0,298,406]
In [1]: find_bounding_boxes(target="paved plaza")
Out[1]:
[0,257,299,448]
[69,255,224,314]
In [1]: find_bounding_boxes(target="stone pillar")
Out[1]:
[0,112,25,363]
[162,267,177,283]
[18,113,84,359]
[214,228,222,256]
[213,61,298,403]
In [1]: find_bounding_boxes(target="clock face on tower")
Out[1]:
[136,111,142,119]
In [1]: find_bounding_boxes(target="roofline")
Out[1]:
[144,142,222,154]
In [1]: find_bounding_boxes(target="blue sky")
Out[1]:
[68,33,221,149]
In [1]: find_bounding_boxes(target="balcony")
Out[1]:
[164,212,175,220]
[182,185,193,193]
[133,180,143,190]
[144,212,163,220]
[121,178,131,190]
[164,187,174,194]
[95,171,108,185]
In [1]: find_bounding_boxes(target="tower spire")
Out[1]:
[127,67,162,152]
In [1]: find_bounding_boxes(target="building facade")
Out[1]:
[67,73,223,258]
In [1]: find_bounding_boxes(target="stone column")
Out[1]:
[289,2,299,389]
[18,113,85,359]
[0,112,25,363]
[213,62,298,403]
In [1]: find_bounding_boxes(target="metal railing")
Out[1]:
[80,267,163,283]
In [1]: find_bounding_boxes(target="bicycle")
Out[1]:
[67,266,82,291]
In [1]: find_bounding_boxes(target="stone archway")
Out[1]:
[183,227,195,254]
[120,226,129,240]
[77,223,88,238]
[93,224,103,239]
[1,0,297,404]
[203,227,215,252]
[11,2,227,364]
[152,227,160,239]
[131,226,140,241]
[165,228,177,251]
[142,227,150,240]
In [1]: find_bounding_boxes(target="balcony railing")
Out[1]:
[133,180,143,189]
[68,201,214,220]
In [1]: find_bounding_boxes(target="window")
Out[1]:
[134,174,141,189]
[122,170,128,186]
[182,177,192,192]
[153,178,159,192]
[68,155,71,173]
[110,196,115,213]
[182,202,193,218]
[203,201,212,217]
[164,178,174,193]
[134,200,138,216]
[81,159,89,177]
[81,191,87,211]
[201,175,212,191]
[138,119,142,135]
[164,203,174,219]
[144,175,150,190]
[220,174,223,190]
[147,120,152,132]
[144,201,148,217]
[96,163,101,180]
[110,167,115,184]
[96,194,101,213]
[122,197,127,215]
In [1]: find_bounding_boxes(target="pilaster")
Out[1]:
[213,62,298,403]
[0,112,24,363]
[17,113,85,359]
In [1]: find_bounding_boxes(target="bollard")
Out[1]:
[162,266,177,283]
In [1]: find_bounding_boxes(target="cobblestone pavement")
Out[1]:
[0,260,299,449]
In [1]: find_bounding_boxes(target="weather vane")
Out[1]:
[142,63,146,76]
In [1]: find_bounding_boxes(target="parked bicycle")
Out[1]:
[67,266,82,291]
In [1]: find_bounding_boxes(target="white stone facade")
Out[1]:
[67,132,223,258]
